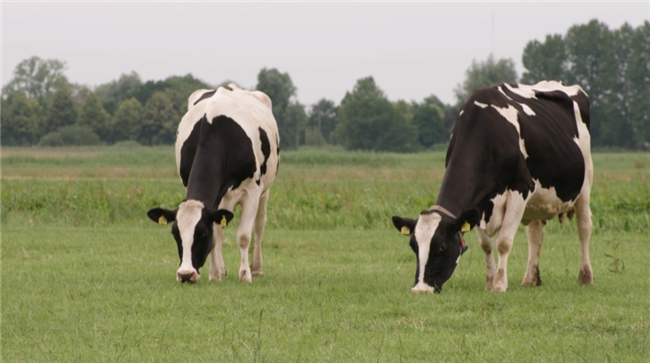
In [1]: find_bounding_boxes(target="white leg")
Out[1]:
[237,196,260,283]
[492,192,527,292]
[476,228,497,290]
[522,220,544,286]
[575,192,593,285]
[209,224,227,281]
[251,191,269,277]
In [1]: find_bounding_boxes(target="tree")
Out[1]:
[255,68,298,149]
[564,20,613,145]
[336,76,417,152]
[94,71,142,114]
[521,34,568,84]
[629,21,650,145]
[308,99,339,145]
[413,103,446,148]
[0,92,42,146]
[78,92,111,142]
[285,101,308,149]
[46,86,77,134]
[139,91,176,145]
[454,54,518,106]
[2,56,69,105]
[112,98,144,143]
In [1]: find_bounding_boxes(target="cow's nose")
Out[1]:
[177,271,197,283]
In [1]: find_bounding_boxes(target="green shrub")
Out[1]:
[38,125,102,147]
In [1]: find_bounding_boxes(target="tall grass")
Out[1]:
[1,148,648,232]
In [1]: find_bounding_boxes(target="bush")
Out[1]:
[111,140,141,148]
[38,125,102,147]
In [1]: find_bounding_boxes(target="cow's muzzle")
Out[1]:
[177,270,200,283]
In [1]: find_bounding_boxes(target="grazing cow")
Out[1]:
[392,81,593,293]
[147,84,280,283]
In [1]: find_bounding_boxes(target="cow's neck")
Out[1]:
[434,160,493,220]
[185,146,228,211]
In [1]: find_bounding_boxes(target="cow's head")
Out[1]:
[147,200,233,283]
[391,209,478,293]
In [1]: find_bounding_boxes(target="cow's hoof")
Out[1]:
[491,284,508,292]
[578,267,593,285]
[209,274,223,282]
[251,270,264,277]
[240,269,252,283]
[521,267,542,286]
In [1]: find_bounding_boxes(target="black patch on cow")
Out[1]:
[222,85,233,91]
[184,115,257,209]
[193,90,217,106]
[259,127,271,175]
[179,117,203,187]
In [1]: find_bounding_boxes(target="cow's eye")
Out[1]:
[200,231,209,239]
[439,245,446,252]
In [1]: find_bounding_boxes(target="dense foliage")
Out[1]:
[2,20,648,150]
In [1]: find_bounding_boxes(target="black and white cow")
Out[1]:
[147,84,280,283]
[392,81,593,293]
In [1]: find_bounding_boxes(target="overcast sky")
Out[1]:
[2,2,649,107]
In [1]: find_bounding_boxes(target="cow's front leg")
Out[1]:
[209,223,227,281]
[492,193,527,292]
[476,228,497,290]
[251,191,269,277]
[237,197,260,283]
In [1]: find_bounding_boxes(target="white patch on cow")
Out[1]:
[413,213,441,290]
[459,110,464,116]
[497,86,514,100]
[480,192,509,237]
[474,101,488,108]
[491,104,519,133]
[186,89,214,111]
[508,80,583,99]
[176,200,204,278]
[490,104,528,159]
[504,83,537,99]
[522,180,577,223]
[519,103,536,116]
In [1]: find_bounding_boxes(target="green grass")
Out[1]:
[2,147,650,362]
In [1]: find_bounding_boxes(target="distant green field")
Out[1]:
[2,146,649,362]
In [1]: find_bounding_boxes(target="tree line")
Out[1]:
[2,19,648,150]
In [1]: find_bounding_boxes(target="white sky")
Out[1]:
[2,2,649,107]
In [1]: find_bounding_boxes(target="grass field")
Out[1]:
[2,146,649,362]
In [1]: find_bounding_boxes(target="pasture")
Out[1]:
[2,146,649,362]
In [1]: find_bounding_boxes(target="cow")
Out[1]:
[392,80,593,293]
[147,84,280,283]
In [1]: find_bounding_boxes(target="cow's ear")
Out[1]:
[147,208,177,225]
[392,216,417,236]
[209,209,234,228]
[456,209,481,232]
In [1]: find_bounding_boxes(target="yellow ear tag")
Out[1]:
[158,215,168,225]
[220,215,228,228]
[400,226,410,235]
[461,221,471,232]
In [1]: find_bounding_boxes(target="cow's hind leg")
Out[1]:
[476,228,497,291]
[209,223,227,281]
[251,191,269,277]
[521,219,544,286]
[236,196,261,283]
[575,193,593,285]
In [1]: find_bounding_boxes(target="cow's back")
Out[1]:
[175,86,279,193]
